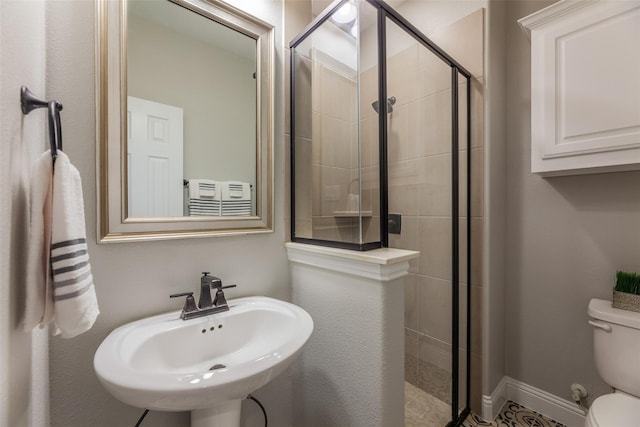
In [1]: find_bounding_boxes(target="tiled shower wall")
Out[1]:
[293,44,379,244]
[310,55,377,243]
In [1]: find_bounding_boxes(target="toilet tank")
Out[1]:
[589,298,640,397]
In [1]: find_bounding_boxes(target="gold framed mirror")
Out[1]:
[96,0,274,243]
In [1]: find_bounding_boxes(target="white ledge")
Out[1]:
[285,242,419,282]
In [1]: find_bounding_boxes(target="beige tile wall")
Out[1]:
[293,54,313,237]
[311,58,364,243]
[292,24,379,245]
[284,0,313,241]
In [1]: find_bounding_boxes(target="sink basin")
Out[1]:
[94,296,313,414]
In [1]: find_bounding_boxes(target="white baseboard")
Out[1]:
[482,376,586,427]
[482,376,507,421]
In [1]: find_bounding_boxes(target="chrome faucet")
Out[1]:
[170,272,237,320]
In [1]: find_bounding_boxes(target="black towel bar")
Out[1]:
[20,86,63,163]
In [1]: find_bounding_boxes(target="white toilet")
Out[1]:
[587,298,640,427]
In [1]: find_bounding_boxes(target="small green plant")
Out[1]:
[615,271,640,295]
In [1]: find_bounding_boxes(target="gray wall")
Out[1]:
[483,0,507,398]
[45,1,289,426]
[0,1,50,426]
[128,14,256,186]
[504,0,639,402]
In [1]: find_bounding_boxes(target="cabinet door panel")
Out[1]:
[520,1,640,176]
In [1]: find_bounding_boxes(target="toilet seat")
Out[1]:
[586,393,640,427]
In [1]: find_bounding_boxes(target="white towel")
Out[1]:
[188,179,217,199]
[50,151,99,338]
[23,151,55,331]
[188,199,221,215]
[220,181,251,216]
[187,179,220,215]
[188,179,202,199]
[198,180,216,198]
[222,181,251,199]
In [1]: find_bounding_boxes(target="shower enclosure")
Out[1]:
[290,0,472,425]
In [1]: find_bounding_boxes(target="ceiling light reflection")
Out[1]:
[332,2,356,24]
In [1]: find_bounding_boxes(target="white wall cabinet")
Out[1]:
[519,0,640,176]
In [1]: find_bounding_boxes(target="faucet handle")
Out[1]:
[170,292,198,316]
[213,284,237,307]
[170,291,193,298]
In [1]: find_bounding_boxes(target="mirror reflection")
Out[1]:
[127,0,257,217]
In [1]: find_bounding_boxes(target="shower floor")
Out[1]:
[405,381,451,426]
[404,382,567,427]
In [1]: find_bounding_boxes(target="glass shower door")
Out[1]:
[384,11,471,426]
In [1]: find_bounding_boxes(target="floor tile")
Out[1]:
[404,385,567,427]
[405,381,450,427]
[494,401,566,427]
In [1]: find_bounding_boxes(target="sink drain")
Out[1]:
[209,363,226,371]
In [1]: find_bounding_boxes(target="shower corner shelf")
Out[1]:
[333,211,372,218]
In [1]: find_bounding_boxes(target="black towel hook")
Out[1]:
[20,86,63,163]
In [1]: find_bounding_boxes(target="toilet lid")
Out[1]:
[589,394,640,427]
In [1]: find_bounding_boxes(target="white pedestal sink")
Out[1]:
[191,401,242,427]
[94,296,313,427]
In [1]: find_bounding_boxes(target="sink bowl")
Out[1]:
[94,296,313,412]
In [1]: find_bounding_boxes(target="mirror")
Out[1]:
[96,0,274,242]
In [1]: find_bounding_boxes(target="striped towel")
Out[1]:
[197,181,216,198]
[50,151,99,338]
[220,181,251,216]
[188,179,221,216]
[189,198,221,216]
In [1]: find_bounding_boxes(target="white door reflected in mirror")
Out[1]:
[127,96,184,217]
